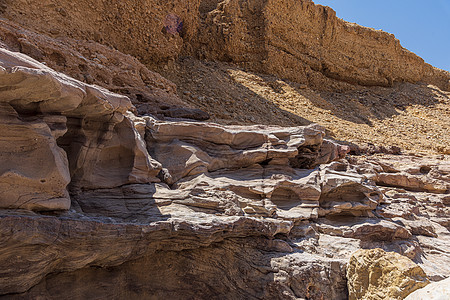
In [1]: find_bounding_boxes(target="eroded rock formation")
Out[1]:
[0,19,210,121]
[0,46,449,299]
[347,248,429,300]
[0,0,449,299]
[0,48,141,210]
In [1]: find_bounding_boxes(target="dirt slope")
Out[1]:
[160,58,450,155]
[0,0,448,155]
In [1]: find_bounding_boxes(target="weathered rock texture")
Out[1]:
[405,276,450,300]
[0,48,352,298]
[0,1,449,299]
[0,48,129,210]
[0,0,448,91]
[1,2,449,155]
[347,248,429,300]
[195,0,450,91]
[0,19,209,121]
[0,48,449,299]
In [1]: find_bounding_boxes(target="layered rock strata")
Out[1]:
[0,48,449,299]
[0,48,124,210]
[0,19,208,121]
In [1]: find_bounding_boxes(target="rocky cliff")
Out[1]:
[0,0,449,299]
[1,0,449,91]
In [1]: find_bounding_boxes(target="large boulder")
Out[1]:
[347,248,429,300]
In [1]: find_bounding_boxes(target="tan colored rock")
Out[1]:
[405,277,450,300]
[318,163,382,217]
[0,102,70,211]
[146,117,343,183]
[315,218,413,243]
[0,47,163,209]
[171,164,322,220]
[196,0,449,91]
[376,172,449,194]
[74,116,368,221]
[1,0,448,92]
[1,2,448,157]
[270,253,348,299]
[347,248,429,300]
[355,155,450,194]
[0,19,208,120]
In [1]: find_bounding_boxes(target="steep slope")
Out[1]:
[0,0,449,91]
[160,58,450,154]
[1,1,449,155]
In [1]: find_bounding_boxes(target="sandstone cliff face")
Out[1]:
[0,0,449,299]
[0,48,155,211]
[1,0,449,91]
[0,48,449,299]
[196,0,450,91]
[0,49,350,298]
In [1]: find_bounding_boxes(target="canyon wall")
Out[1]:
[0,0,449,299]
[1,0,449,91]
[0,45,449,300]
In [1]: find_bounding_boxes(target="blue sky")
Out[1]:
[313,0,450,72]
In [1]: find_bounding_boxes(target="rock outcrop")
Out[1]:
[347,248,429,300]
[0,0,449,299]
[0,47,449,299]
[0,19,209,121]
[0,46,167,209]
[0,48,351,298]
[0,0,448,91]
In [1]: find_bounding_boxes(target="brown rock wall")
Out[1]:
[1,0,448,90]
[0,0,201,65]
